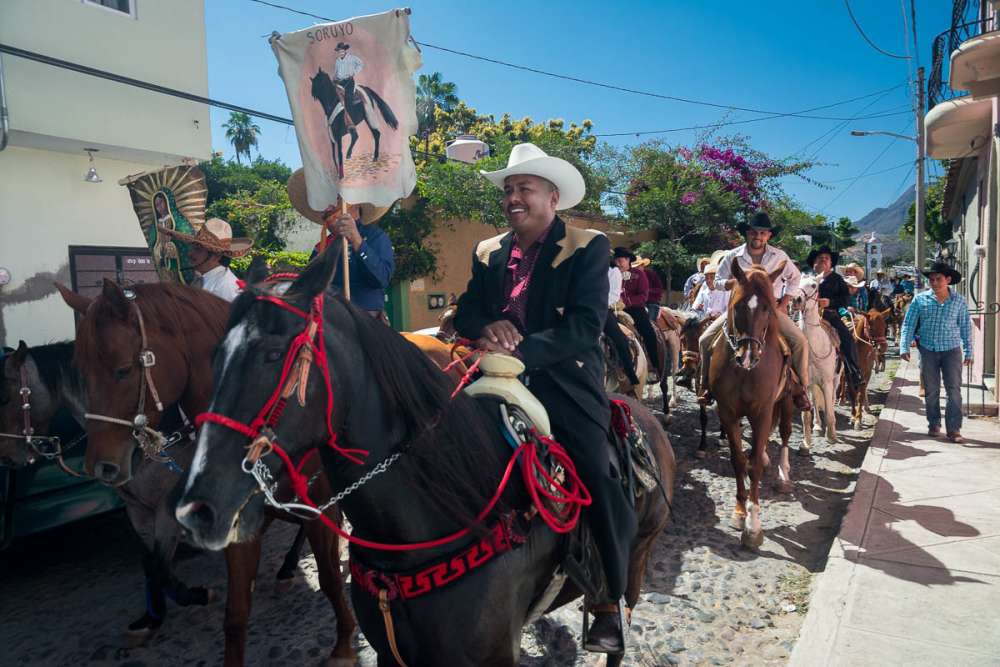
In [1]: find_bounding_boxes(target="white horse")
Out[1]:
[796,276,841,453]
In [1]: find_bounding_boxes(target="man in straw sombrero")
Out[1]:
[453,143,635,653]
[288,169,395,319]
[159,218,252,302]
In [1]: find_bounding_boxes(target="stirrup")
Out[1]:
[582,597,627,655]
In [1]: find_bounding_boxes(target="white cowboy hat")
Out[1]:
[159,218,253,257]
[843,274,864,288]
[480,143,585,210]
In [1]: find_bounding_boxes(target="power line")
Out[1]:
[843,0,911,59]
[792,85,903,160]
[823,159,913,183]
[820,119,913,212]
[248,0,906,120]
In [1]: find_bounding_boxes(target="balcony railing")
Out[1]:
[928,9,997,108]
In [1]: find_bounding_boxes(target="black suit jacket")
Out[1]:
[454,217,611,431]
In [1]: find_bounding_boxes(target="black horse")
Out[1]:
[176,248,675,666]
[310,68,399,179]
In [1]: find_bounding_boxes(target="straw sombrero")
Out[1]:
[287,169,390,225]
[632,256,652,268]
[158,218,252,257]
[842,262,866,281]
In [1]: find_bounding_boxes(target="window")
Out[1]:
[68,246,158,301]
[82,0,136,18]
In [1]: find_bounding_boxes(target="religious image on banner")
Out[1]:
[119,165,207,285]
[271,8,421,209]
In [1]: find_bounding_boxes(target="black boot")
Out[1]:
[585,604,625,654]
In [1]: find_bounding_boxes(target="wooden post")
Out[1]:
[341,199,351,301]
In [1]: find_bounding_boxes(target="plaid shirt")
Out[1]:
[899,288,973,358]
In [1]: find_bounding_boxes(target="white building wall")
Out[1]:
[0,146,158,346]
[1,0,211,162]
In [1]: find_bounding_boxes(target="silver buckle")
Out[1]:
[139,350,156,367]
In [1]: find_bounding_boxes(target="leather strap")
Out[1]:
[378,589,409,667]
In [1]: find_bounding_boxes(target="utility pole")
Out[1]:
[915,66,926,286]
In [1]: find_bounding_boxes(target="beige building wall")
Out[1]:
[407,211,653,331]
[0,146,166,345]
[0,0,212,346]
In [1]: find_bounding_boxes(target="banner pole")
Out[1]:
[341,200,351,301]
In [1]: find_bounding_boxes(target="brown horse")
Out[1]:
[707,261,795,548]
[57,280,357,667]
[867,307,892,372]
[844,311,879,430]
[677,313,725,458]
[603,310,649,401]
[653,307,685,417]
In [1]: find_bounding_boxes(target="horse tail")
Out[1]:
[361,86,399,130]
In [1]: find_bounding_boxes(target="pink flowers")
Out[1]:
[681,191,700,205]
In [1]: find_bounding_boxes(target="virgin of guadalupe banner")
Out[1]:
[119,165,207,285]
[270,9,421,210]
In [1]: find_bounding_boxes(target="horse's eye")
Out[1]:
[114,366,131,381]
[265,349,284,363]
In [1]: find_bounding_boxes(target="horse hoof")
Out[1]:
[741,529,764,549]
[797,445,811,456]
[774,481,794,494]
[123,625,159,648]
[730,513,746,530]
[695,449,706,460]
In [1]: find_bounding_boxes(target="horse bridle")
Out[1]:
[0,364,88,475]
[723,306,769,371]
[83,289,193,466]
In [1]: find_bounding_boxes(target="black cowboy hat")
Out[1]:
[921,260,962,285]
[335,42,350,51]
[806,244,840,268]
[613,246,637,262]
[736,211,781,238]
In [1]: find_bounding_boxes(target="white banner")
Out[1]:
[271,9,421,209]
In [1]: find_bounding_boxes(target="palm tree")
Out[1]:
[222,111,261,165]
[416,72,459,154]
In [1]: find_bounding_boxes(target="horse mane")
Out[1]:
[76,283,230,373]
[328,297,513,525]
[731,265,779,309]
[23,341,76,392]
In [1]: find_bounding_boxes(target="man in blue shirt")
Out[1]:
[899,262,973,442]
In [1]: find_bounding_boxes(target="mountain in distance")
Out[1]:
[854,188,916,236]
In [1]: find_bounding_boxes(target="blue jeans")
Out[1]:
[918,346,963,433]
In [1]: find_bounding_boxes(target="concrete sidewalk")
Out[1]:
[791,358,1000,666]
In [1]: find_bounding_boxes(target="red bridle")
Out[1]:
[196,290,590,553]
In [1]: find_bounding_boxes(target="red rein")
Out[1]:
[197,292,590,553]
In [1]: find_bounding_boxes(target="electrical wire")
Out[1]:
[248,0,906,120]
[843,0,911,59]
[820,119,914,212]
[823,159,913,183]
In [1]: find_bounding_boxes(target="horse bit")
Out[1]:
[83,289,193,472]
[722,316,768,371]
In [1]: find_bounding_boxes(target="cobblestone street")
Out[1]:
[0,362,897,666]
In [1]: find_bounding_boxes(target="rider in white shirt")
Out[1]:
[697,212,811,410]
[159,218,253,303]
[692,261,730,316]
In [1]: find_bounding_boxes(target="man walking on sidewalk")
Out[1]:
[899,261,973,442]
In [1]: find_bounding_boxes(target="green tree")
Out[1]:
[416,72,459,154]
[199,156,296,252]
[833,216,860,251]
[901,175,950,251]
[222,111,262,165]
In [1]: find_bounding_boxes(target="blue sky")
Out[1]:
[204,0,953,222]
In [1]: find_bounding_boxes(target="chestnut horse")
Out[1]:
[175,249,675,666]
[707,261,795,548]
[843,310,880,430]
[868,307,892,373]
[57,281,356,667]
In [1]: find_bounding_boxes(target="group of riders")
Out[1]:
[1,140,913,661]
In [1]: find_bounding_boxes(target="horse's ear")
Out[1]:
[768,261,786,284]
[101,279,131,319]
[246,256,270,287]
[290,244,338,300]
[881,308,893,319]
[54,282,92,315]
[730,258,746,284]
[11,340,29,367]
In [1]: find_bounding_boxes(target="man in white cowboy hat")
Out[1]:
[697,211,812,410]
[159,218,252,302]
[453,143,635,654]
